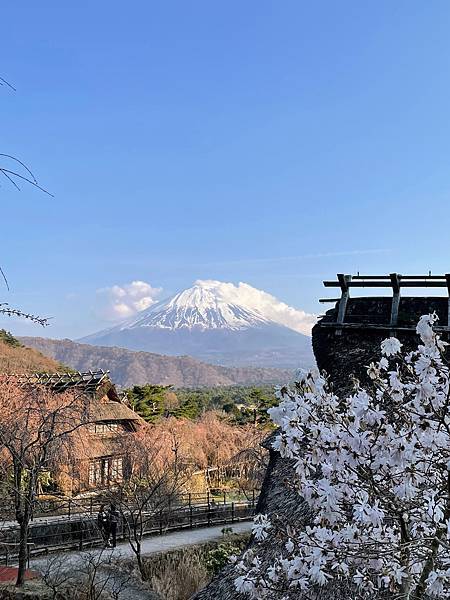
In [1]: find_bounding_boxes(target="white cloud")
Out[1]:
[195,279,317,335]
[96,280,162,321]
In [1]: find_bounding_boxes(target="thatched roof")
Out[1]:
[86,436,123,459]
[90,401,141,423]
[4,370,143,427]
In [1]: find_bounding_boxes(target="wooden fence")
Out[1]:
[0,498,257,566]
[0,490,258,522]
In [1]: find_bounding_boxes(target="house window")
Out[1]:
[88,456,123,488]
[89,422,120,434]
[111,457,123,481]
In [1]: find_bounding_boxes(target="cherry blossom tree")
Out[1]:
[0,380,91,586]
[104,424,188,578]
[235,314,450,599]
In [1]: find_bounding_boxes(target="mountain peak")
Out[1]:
[123,280,271,332]
[80,280,315,369]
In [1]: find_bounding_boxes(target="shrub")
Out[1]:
[0,329,22,347]
[141,533,250,599]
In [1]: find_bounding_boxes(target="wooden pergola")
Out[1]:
[320,273,450,333]
[1,370,110,394]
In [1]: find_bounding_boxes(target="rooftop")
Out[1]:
[0,370,110,394]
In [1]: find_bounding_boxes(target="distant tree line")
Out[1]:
[125,384,278,425]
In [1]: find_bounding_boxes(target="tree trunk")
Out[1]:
[16,519,28,586]
[16,471,35,587]
[136,540,144,578]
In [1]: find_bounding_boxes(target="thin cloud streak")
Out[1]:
[196,248,393,268]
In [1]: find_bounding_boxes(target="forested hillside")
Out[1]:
[0,330,65,373]
[19,337,294,388]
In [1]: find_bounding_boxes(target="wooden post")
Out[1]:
[445,274,450,333]
[78,523,83,551]
[336,274,352,333]
[231,502,235,523]
[390,273,401,333]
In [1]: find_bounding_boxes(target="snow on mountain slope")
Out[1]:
[122,280,273,331]
[81,280,315,369]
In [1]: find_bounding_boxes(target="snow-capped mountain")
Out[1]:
[81,280,315,369]
[119,282,273,331]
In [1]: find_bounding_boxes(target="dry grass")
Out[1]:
[150,549,210,600]
[0,340,63,374]
[140,533,250,600]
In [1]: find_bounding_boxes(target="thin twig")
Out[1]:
[0,266,9,291]
[0,77,16,91]
[0,168,53,196]
[0,154,38,183]
[0,303,49,326]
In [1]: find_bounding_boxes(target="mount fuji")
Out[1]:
[80,280,315,368]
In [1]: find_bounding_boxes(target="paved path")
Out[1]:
[30,521,251,569]
[28,522,252,599]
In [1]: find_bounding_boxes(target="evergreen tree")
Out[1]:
[0,329,22,347]
[126,384,175,423]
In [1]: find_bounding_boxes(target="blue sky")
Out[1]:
[2,1,450,338]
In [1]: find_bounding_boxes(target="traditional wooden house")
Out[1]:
[4,370,144,496]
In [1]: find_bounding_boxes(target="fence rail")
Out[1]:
[0,499,257,565]
[0,490,258,522]
[320,273,450,331]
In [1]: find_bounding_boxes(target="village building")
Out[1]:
[3,370,144,497]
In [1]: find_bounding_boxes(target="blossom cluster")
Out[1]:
[235,314,450,599]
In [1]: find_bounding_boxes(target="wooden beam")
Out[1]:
[324,280,449,288]
[445,274,450,329]
[351,275,446,280]
[319,322,450,332]
[390,273,401,331]
[336,274,351,327]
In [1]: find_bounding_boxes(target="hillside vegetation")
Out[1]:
[0,330,64,373]
[126,383,277,423]
[19,337,294,388]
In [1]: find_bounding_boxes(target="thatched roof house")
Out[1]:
[3,370,144,495]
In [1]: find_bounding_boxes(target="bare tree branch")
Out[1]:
[0,166,53,196]
[0,267,9,291]
[0,303,49,326]
[0,76,16,91]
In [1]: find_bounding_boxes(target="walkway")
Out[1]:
[30,521,251,569]
[28,522,252,599]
